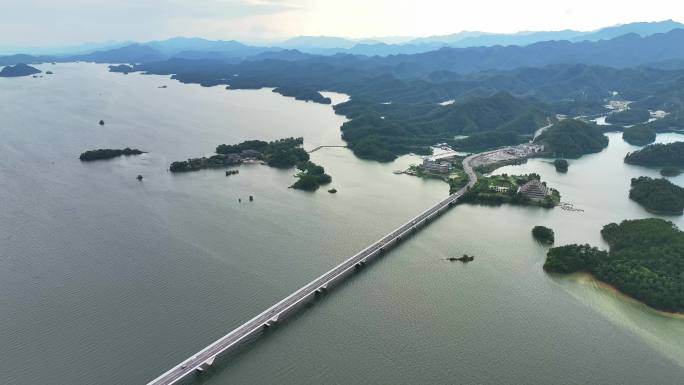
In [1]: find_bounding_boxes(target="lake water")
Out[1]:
[1,63,683,385]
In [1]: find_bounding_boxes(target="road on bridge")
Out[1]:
[147,154,480,385]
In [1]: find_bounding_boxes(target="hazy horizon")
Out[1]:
[1,0,683,50]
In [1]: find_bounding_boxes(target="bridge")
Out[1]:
[146,154,479,385]
[307,145,348,153]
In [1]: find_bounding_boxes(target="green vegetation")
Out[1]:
[406,156,468,194]
[622,125,656,146]
[170,154,241,172]
[536,119,608,158]
[605,108,650,125]
[624,141,684,167]
[172,137,309,172]
[553,159,568,172]
[334,92,549,162]
[661,167,682,177]
[216,137,309,169]
[273,87,332,104]
[459,173,560,208]
[629,176,684,215]
[532,226,555,244]
[79,148,145,161]
[172,137,333,191]
[544,219,684,313]
[291,161,332,191]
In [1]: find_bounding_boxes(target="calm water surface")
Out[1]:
[0,63,683,385]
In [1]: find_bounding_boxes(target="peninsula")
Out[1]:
[459,173,560,208]
[544,218,684,313]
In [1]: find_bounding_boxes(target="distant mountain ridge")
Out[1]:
[1,19,682,63]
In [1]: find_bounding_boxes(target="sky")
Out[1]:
[1,0,682,48]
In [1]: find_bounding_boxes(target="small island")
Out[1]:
[447,254,475,263]
[629,176,684,215]
[109,64,135,74]
[622,125,656,146]
[79,148,145,161]
[553,159,568,173]
[625,141,684,167]
[532,226,555,244]
[459,173,560,208]
[0,63,41,77]
[544,218,684,313]
[291,161,332,191]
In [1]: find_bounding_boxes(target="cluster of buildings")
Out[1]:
[170,149,263,173]
[517,180,550,200]
[421,158,452,173]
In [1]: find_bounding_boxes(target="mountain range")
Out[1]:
[1,19,682,63]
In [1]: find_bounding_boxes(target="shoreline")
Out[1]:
[567,272,684,320]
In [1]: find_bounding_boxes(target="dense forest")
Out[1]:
[333,92,549,161]
[622,124,656,146]
[553,159,569,172]
[629,176,684,215]
[216,137,309,168]
[79,148,145,161]
[605,107,651,125]
[291,161,332,191]
[532,226,555,244]
[96,30,684,163]
[171,137,310,172]
[536,119,609,158]
[544,218,684,313]
[624,141,684,166]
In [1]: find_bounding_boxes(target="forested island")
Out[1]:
[170,137,332,190]
[629,176,684,215]
[108,64,134,74]
[553,159,568,172]
[622,124,656,146]
[272,87,332,104]
[171,137,309,172]
[216,137,309,168]
[544,218,684,313]
[532,226,555,244]
[535,119,608,158]
[605,108,650,125]
[624,141,684,167]
[79,148,145,161]
[291,161,332,191]
[0,63,41,77]
[458,173,560,208]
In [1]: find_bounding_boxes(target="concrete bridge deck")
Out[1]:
[146,154,479,385]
